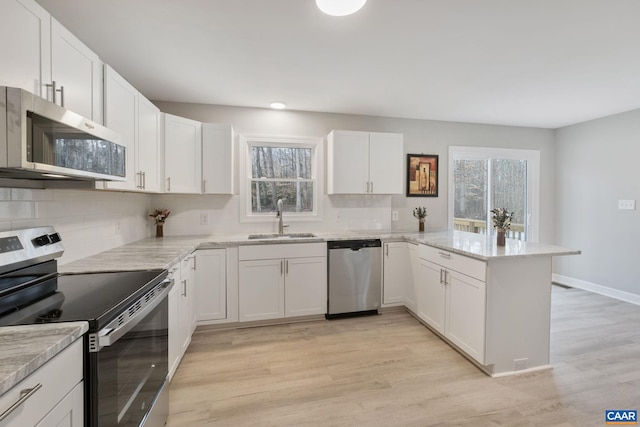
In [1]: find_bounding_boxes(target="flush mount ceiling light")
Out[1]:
[316,0,367,16]
[270,101,287,109]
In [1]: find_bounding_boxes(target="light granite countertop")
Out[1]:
[0,322,88,395]
[59,229,579,273]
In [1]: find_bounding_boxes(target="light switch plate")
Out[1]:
[618,200,636,210]
[392,211,399,221]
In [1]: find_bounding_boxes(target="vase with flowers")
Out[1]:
[491,207,513,246]
[413,206,428,232]
[149,208,171,237]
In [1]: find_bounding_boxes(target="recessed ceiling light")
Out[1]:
[316,0,367,16]
[270,101,287,110]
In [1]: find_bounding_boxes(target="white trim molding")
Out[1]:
[553,274,640,306]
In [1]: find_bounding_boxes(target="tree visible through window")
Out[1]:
[250,145,314,213]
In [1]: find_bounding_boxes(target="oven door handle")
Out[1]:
[98,279,173,348]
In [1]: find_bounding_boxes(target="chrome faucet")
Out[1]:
[276,199,288,235]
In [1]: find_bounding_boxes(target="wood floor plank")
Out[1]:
[168,286,640,426]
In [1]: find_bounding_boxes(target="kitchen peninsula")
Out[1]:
[57,229,579,377]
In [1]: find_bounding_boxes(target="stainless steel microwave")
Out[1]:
[0,86,126,181]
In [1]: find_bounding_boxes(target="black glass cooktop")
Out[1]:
[0,269,167,331]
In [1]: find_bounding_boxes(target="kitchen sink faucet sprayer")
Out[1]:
[276,199,289,235]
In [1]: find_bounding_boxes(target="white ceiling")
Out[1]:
[36,0,640,129]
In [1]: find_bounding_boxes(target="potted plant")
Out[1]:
[149,209,171,237]
[413,206,428,232]
[491,207,513,246]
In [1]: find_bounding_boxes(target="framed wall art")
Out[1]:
[407,154,438,197]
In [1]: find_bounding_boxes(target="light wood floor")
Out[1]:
[167,286,640,426]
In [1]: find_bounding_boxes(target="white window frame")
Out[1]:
[239,134,323,223]
[448,146,540,242]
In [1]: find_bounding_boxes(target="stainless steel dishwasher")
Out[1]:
[326,239,382,319]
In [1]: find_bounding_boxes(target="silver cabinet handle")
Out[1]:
[192,255,197,270]
[166,177,171,192]
[280,260,284,276]
[46,81,57,103]
[202,179,206,193]
[182,279,187,297]
[439,269,444,284]
[58,85,65,107]
[438,251,451,259]
[370,182,373,193]
[136,172,143,189]
[285,260,289,275]
[385,244,389,257]
[0,383,42,422]
[142,171,146,190]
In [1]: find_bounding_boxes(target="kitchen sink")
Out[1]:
[248,233,317,240]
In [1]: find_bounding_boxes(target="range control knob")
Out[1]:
[32,234,52,247]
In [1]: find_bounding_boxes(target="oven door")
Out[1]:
[89,280,172,427]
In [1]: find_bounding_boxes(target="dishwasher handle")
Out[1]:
[327,239,382,250]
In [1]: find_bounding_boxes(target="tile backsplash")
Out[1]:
[0,188,152,265]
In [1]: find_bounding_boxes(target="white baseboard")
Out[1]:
[552,273,640,306]
[490,364,553,378]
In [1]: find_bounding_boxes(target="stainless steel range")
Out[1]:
[0,227,171,427]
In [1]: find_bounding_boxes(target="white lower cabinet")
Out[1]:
[0,339,83,427]
[417,245,487,364]
[194,249,227,323]
[168,253,196,381]
[405,243,418,313]
[382,241,408,306]
[238,243,326,322]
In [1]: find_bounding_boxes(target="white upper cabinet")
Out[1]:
[0,0,103,122]
[101,65,138,191]
[0,0,51,96]
[101,65,161,192]
[137,96,162,192]
[50,18,103,122]
[327,130,403,194]
[162,113,202,194]
[202,123,235,194]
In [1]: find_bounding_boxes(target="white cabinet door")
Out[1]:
[382,242,407,305]
[405,243,418,312]
[202,123,234,194]
[35,382,83,427]
[51,18,102,122]
[0,0,51,96]
[163,113,202,194]
[181,254,197,336]
[137,95,161,192]
[238,259,284,322]
[284,257,327,317]
[195,249,227,322]
[369,132,403,194]
[446,269,486,364]
[327,130,370,194]
[102,65,138,191]
[168,280,180,381]
[417,258,446,334]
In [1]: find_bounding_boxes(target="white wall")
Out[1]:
[554,108,640,299]
[0,188,152,265]
[153,102,557,242]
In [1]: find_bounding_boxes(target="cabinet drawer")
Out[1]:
[418,244,486,281]
[0,339,83,427]
[239,243,326,261]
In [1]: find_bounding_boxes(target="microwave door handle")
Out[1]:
[98,279,173,348]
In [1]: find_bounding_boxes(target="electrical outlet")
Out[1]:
[200,212,209,225]
[513,358,528,371]
[618,200,636,210]
[392,211,399,221]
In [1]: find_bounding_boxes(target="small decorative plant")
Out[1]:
[413,206,427,232]
[413,206,428,220]
[149,209,171,225]
[491,208,513,230]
